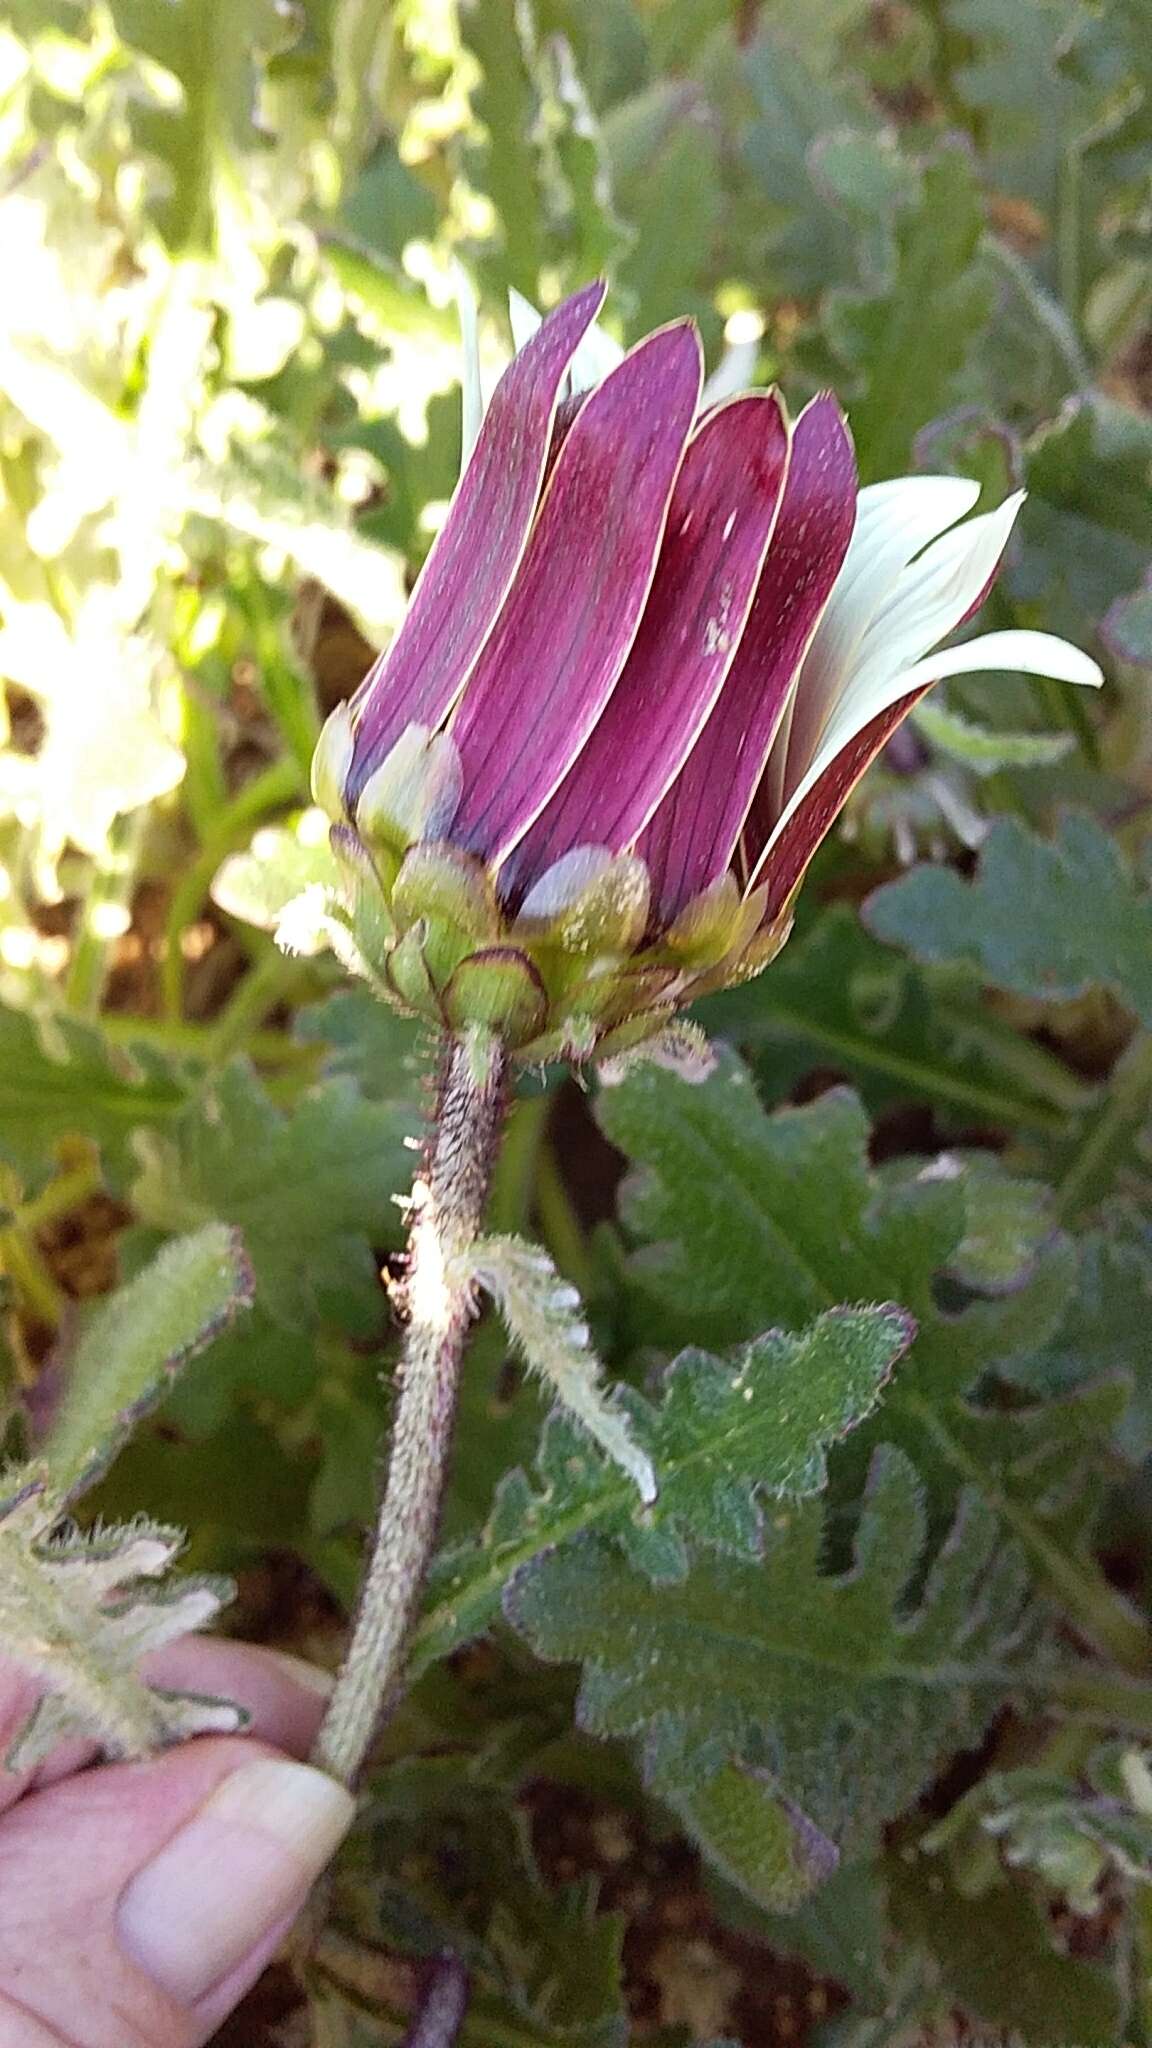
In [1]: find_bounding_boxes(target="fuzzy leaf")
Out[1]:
[865,813,1152,1025]
[0,1468,239,1770]
[131,1063,419,1327]
[292,989,423,1100]
[928,1748,1152,1916]
[466,1234,657,1503]
[1000,1204,1152,1462]
[605,85,724,337]
[44,1224,254,1498]
[459,0,546,297]
[0,1003,190,1183]
[741,25,878,299]
[187,439,409,643]
[415,1305,913,1673]
[595,1054,1107,1610]
[505,1449,1038,1897]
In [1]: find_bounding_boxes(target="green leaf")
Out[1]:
[593,1055,1128,1642]
[718,1857,890,2010]
[665,1756,838,1915]
[0,1003,190,1184]
[187,436,409,643]
[699,906,1093,1134]
[885,1834,1124,2044]
[1017,393,1152,646]
[932,1153,1054,1294]
[293,988,424,1100]
[0,1467,240,1769]
[356,1743,632,2046]
[130,1063,419,1328]
[865,814,1152,1026]
[740,22,877,298]
[1002,1204,1152,1462]
[466,1234,657,1503]
[91,1409,309,1566]
[459,0,546,297]
[823,138,992,480]
[108,0,277,251]
[533,32,632,287]
[911,699,1075,775]
[949,0,1090,230]
[1104,577,1152,671]
[928,1747,1152,1916]
[505,1450,1037,1897]
[44,1222,254,1498]
[416,1306,912,1673]
[597,1054,1029,1349]
[604,85,724,337]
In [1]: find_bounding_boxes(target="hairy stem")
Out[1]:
[313,1028,507,1787]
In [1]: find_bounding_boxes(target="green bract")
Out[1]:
[311,786,792,1059]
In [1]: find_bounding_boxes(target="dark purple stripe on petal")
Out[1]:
[347,282,607,799]
[448,323,704,864]
[504,391,790,898]
[755,683,932,922]
[636,394,857,926]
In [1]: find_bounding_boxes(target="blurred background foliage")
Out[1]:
[3,0,1152,2042]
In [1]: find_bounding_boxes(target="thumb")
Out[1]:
[0,1737,354,2048]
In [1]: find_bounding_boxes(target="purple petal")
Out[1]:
[636,395,857,925]
[504,392,791,898]
[347,282,607,799]
[754,684,932,922]
[449,323,704,864]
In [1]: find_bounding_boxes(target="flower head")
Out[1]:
[312,283,1102,1061]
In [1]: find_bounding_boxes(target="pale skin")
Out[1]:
[0,1639,346,2048]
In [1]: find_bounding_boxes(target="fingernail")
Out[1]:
[116,1758,355,2005]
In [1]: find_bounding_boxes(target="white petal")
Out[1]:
[508,287,544,355]
[758,621,1101,875]
[510,285,623,397]
[568,317,626,395]
[700,335,761,409]
[455,262,484,470]
[815,490,1027,770]
[852,474,980,545]
[769,475,982,815]
[898,628,1103,693]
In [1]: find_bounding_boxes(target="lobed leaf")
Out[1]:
[700,905,1095,1134]
[416,1305,913,1672]
[0,1003,190,1184]
[505,1449,1038,1900]
[0,1468,239,1771]
[130,1063,420,1328]
[866,813,1152,1025]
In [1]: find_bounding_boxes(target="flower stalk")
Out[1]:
[301,276,1106,1791]
[312,1027,507,1788]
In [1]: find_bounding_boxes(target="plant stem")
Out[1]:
[535,1136,595,1293]
[15,1152,101,1235]
[66,812,145,1017]
[486,1090,549,1237]
[312,1028,507,1787]
[162,754,304,1019]
[1057,1031,1152,1221]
